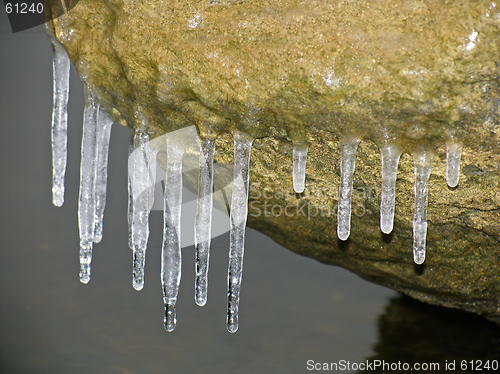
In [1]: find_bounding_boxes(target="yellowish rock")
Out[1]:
[47,0,500,322]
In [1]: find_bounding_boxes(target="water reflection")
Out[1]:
[359,295,500,372]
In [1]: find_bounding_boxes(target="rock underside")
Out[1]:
[47,0,500,322]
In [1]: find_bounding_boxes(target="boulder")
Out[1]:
[47,0,500,321]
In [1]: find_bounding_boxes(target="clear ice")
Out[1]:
[412,151,433,265]
[127,139,134,249]
[194,138,216,307]
[227,133,253,333]
[129,131,157,291]
[93,111,113,243]
[380,145,402,234]
[337,139,360,241]
[292,143,308,193]
[161,139,186,332]
[78,87,99,284]
[49,35,70,207]
[446,141,462,188]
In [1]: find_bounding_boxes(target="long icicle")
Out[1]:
[227,133,253,333]
[337,139,360,241]
[380,144,402,234]
[292,142,308,193]
[194,137,216,307]
[162,142,185,332]
[446,141,462,188]
[78,87,99,284]
[413,151,433,265]
[93,111,113,243]
[127,138,134,249]
[129,131,157,291]
[49,35,70,207]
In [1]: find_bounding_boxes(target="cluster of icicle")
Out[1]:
[49,38,462,332]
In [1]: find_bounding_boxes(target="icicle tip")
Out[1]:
[195,295,207,307]
[133,280,144,291]
[164,303,177,332]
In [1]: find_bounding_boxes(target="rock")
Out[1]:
[47,0,500,321]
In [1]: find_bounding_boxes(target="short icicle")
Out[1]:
[78,87,99,284]
[292,142,308,193]
[227,133,253,333]
[129,131,157,291]
[194,137,216,307]
[446,141,462,188]
[162,141,186,332]
[49,34,70,207]
[93,111,113,243]
[337,139,360,241]
[412,151,433,265]
[380,144,402,234]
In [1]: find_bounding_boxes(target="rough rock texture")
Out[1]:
[47,0,500,321]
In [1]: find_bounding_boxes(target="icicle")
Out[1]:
[129,131,157,291]
[93,111,113,243]
[380,144,402,234]
[227,133,253,333]
[161,141,186,332]
[78,87,99,284]
[412,151,433,265]
[194,138,216,307]
[127,138,134,249]
[446,141,462,188]
[337,139,360,241]
[49,36,70,207]
[292,142,308,193]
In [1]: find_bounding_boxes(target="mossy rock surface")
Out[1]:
[48,0,500,321]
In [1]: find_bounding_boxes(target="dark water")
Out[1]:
[1,13,499,374]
